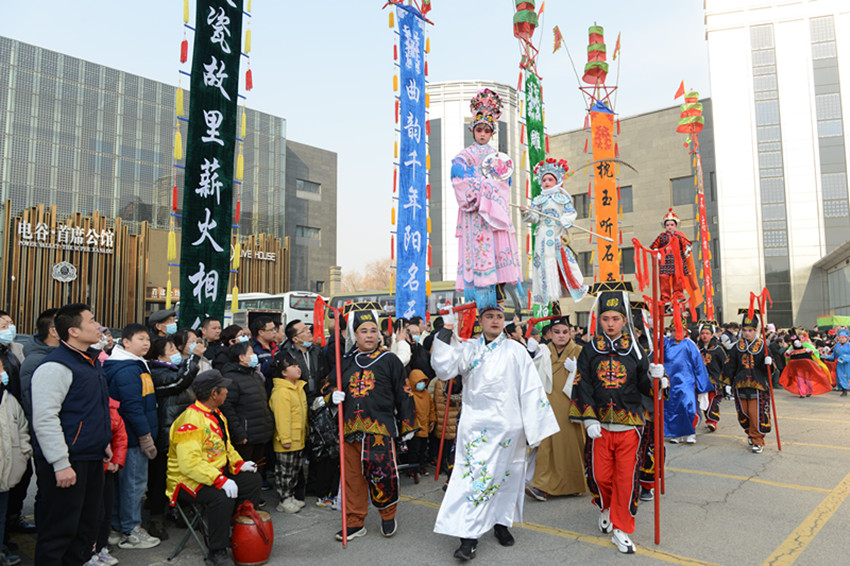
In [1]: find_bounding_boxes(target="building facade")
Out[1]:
[705,0,850,326]
[0,36,336,297]
[426,80,529,283]
[548,101,720,326]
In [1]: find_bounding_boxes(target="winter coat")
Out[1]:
[150,355,201,451]
[19,336,56,420]
[104,347,158,445]
[219,362,274,444]
[277,340,329,404]
[433,381,462,441]
[408,370,435,438]
[106,398,128,471]
[269,378,307,452]
[0,389,31,492]
[0,344,23,403]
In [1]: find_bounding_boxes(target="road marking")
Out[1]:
[761,470,850,565]
[665,467,831,493]
[710,433,850,451]
[399,494,723,566]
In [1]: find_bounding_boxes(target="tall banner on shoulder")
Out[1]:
[180,0,243,328]
[394,4,429,319]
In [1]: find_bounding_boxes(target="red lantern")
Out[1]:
[513,1,538,41]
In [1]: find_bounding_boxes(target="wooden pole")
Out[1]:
[333,307,348,547]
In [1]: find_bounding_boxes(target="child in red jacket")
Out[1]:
[88,398,127,566]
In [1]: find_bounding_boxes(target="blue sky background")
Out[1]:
[1,1,710,275]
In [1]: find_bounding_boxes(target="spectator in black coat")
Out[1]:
[219,342,274,483]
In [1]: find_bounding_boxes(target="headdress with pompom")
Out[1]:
[533,158,570,186]
[468,88,503,133]
[662,208,679,227]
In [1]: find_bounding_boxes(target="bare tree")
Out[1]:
[340,258,393,292]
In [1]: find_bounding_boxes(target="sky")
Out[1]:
[0,1,711,277]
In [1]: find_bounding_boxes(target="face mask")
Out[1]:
[248,353,259,368]
[165,322,178,335]
[301,340,313,348]
[170,352,183,366]
[412,335,421,343]
[0,325,16,346]
[188,342,198,354]
[238,335,250,343]
[0,372,7,386]
[415,381,426,391]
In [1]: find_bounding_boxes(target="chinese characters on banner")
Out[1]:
[17,220,115,253]
[395,7,427,319]
[180,0,243,329]
[525,72,547,317]
[590,101,618,283]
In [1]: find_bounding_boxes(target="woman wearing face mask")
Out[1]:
[219,341,274,493]
[145,337,202,539]
[174,328,212,373]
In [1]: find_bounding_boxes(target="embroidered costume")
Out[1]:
[522,159,588,304]
[649,209,696,305]
[452,89,523,308]
[569,292,652,543]
[697,321,728,431]
[823,328,850,394]
[724,311,771,452]
[779,332,832,397]
[336,308,416,532]
[663,335,712,441]
[431,326,559,539]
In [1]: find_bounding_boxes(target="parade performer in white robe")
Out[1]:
[521,158,588,304]
[431,304,559,561]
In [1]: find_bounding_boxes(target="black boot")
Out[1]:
[842,389,847,397]
[494,524,515,546]
[454,538,478,561]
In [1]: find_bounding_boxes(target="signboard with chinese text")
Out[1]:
[179,0,243,329]
[394,6,427,320]
[590,101,619,283]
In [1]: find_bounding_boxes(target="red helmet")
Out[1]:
[662,208,679,227]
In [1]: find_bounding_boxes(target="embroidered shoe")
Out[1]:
[335,526,366,541]
[752,444,764,454]
[525,486,548,501]
[598,508,612,533]
[453,538,478,561]
[612,529,636,553]
[381,518,397,537]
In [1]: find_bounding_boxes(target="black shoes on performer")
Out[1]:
[454,538,478,561]
[381,518,397,537]
[640,487,654,501]
[335,526,367,541]
[494,524,514,546]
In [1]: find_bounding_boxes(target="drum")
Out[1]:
[232,508,274,566]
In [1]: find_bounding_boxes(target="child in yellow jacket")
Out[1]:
[269,352,308,514]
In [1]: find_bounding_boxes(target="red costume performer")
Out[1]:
[650,209,692,305]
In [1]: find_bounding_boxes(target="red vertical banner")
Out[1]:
[591,102,618,283]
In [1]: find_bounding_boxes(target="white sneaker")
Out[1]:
[96,548,119,566]
[118,525,161,549]
[612,529,636,553]
[685,434,697,444]
[276,498,301,514]
[107,529,122,546]
[84,556,104,566]
[598,508,612,533]
[294,498,306,508]
[669,437,683,444]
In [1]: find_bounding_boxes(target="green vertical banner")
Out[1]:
[180,0,243,329]
[524,72,548,319]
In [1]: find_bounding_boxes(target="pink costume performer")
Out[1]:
[451,88,523,308]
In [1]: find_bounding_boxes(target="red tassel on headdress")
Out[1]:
[245,69,253,91]
[180,39,188,63]
[747,293,756,321]
[312,297,327,347]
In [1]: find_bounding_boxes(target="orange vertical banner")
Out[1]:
[590,101,618,282]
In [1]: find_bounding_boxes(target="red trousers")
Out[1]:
[659,273,683,304]
[590,428,641,534]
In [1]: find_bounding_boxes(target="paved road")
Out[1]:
[10,390,850,565]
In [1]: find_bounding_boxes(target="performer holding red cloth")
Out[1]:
[649,209,695,306]
[779,331,832,398]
